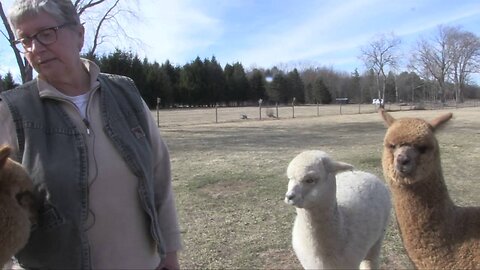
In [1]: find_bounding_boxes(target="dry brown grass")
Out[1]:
[154,106,480,269]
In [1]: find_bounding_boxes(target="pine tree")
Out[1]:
[2,72,18,90]
[248,69,266,100]
[314,78,332,104]
[287,69,305,103]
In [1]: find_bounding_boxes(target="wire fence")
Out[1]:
[151,99,480,128]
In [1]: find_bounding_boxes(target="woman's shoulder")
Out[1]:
[0,79,38,102]
[1,78,36,92]
[98,72,133,83]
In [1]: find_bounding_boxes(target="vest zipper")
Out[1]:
[46,96,93,136]
[82,86,97,136]
[83,118,91,135]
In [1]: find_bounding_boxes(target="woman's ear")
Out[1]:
[77,24,85,51]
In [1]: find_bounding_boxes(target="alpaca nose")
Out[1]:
[285,193,295,201]
[397,154,410,165]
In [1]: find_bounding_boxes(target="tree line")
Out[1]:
[87,45,479,109]
[1,46,479,108]
[91,49,361,108]
[89,50,312,108]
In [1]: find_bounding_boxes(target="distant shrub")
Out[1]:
[266,108,276,118]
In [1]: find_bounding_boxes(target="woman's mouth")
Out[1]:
[37,58,55,65]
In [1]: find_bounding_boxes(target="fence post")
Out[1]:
[258,98,263,120]
[292,97,296,118]
[215,104,218,123]
[276,102,279,118]
[156,97,161,127]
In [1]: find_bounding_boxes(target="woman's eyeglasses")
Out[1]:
[12,22,77,53]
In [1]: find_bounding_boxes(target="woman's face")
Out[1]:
[14,11,84,81]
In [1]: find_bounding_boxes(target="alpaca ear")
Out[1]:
[429,112,453,130]
[0,145,12,168]
[379,108,395,127]
[324,158,354,174]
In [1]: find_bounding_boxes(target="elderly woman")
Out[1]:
[0,0,182,269]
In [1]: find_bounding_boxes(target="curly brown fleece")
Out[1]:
[379,110,479,269]
[0,145,36,266]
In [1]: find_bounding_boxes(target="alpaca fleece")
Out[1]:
[285,150,391,269]
[380,110,480,269]
[0,146,36,266]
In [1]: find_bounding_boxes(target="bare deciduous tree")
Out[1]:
[0,1,32,83]
[360,32,401,105]
[77,0,141,60]
[448,27,480,103]
[409,25,455,103]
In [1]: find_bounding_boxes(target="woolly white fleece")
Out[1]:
[285,150,391,269]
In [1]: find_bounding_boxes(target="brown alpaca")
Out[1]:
[0,145,36,266]
[379,109,480,269]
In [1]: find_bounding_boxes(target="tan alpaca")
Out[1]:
[380,110,480,269]
[0,145,36,266]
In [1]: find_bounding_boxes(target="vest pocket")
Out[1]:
[32,203,65,231]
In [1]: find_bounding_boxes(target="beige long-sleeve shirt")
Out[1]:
[0,59,182,269]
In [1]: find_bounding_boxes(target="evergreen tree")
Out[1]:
[351,69,361,103]
[304,82,314,103]
[98,49,132,76]
[2,72,18,90]
[204,56,226,105]
[179,57,202,106]
[267,73,290,104]
[385,72,396,103]
[130,55,146,93]
[224,64,235,105]
[248,69,267,100]
[361,69,376,103]
[144,61,174,108]
[224,62,249,106]
[314,77,332,104]
[162,60,181,105]
[287,68,305,103]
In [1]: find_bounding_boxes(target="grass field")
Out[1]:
[154,105,480,269]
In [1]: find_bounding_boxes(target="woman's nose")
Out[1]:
[29,39,46,53]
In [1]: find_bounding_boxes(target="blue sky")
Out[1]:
[2,0,480,82]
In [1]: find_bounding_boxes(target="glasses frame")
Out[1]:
[12,22,77,53]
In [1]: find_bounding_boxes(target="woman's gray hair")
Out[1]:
[9,0,80,30]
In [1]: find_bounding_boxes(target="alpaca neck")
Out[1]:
[391,171,455,250]
[297,202,344,253]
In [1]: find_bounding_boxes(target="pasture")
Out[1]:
[154,105,480,269]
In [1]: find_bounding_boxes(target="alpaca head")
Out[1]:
[0,145,36,222]
[285,150,353,209]
[379,110,452,186]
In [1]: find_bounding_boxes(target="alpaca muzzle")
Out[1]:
[394,146,418,176]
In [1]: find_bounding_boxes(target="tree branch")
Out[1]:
[0,2,32,82]
[76,0,107,16]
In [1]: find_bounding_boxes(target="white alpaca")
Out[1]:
[285,150,391,269]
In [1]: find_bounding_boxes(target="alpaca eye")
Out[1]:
[417,145,428,154]
[305,178,315,184]
[387,143,395,149]
[16,191,33,207]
